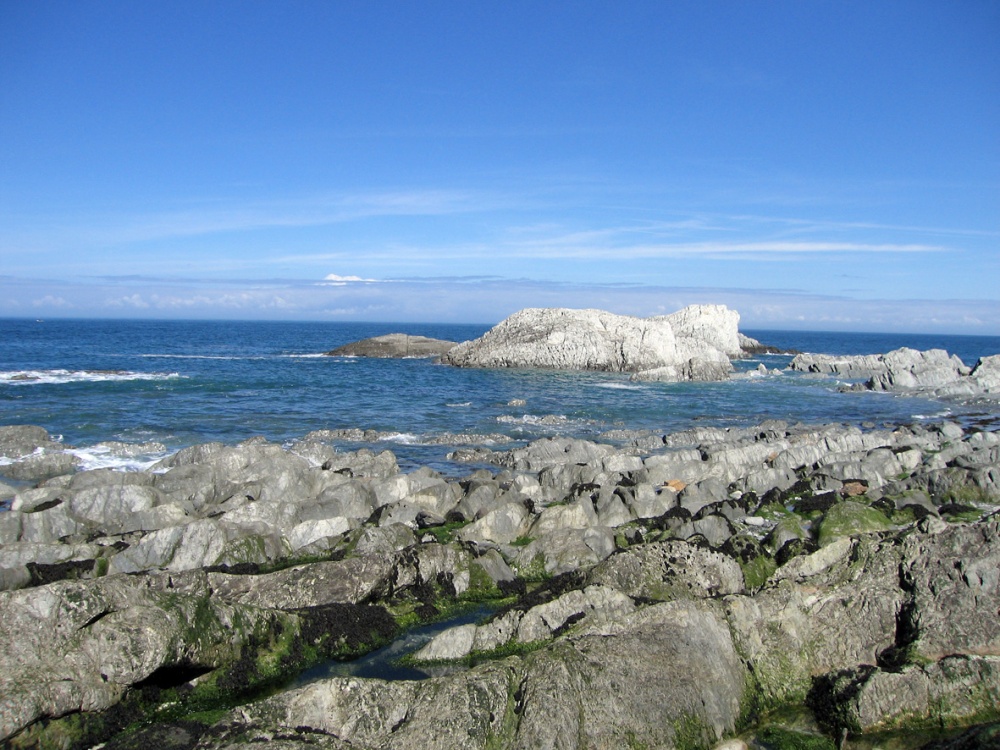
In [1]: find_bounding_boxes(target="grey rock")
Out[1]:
[307,479,376,522]
[0,541,104,569]
[763,516,809,554]
[493,436,618,471]
[350,523,416,557]
[679,478,730,515]
[0,479,18,502]
[817,655,1000,734]
[630,355,733,383]
[513,527,616,576]
[375,500,426,529]
[9,486,65,513]
[1,450,79,482]
[0,573,284,742]
[969,354,1000,393]
[513,601,745,749]
[726,535,904,709]
[472,548,516,585]
[692,513,736,546]
[325,333,459,358]
[588,540,745,600]
[67,484,168,533]
[456,501,530,545]
[454,480,503,520]
[0,425,62,459]
[108,518,230,573]
[867,349,971,391]
[209,555,396,609]
[226,600,746,750]
[0,566,31,591]
[528,497,598,536]
[322,449,399,479]
[413,622,479,661]
[790,347,1000,402]
[520,584,633,641]
[900,520,1000,661]
[790,348,968,382]
[286,517,352,551]
[226,665,508,750]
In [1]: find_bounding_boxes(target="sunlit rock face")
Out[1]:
[442,304,742,382]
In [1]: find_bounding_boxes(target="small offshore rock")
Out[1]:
[325,333,459,358]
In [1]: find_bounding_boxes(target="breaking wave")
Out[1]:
[0,369,183,385]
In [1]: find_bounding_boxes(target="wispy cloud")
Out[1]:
[14,188,494,248]
[724,213,1000,239]
[505,237,945,261]
[319,274,388,286]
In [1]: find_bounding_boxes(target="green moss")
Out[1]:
[213,535,270,567]
[469,638,548,665]
[464,560,502,600]
[396,611,424,631]
[671,713,711,750]
[889,506,919,525]
[517,554,549,582]
[942,507,986,523]
[510,535,534,547]
[740,631,815,717]
[756,502,792,521]
[483,667,522,750]
[766,516,809,553]
[403,635,548,670]
[940,483,995,506]
[741,555,778,590]
[424,520,470,545]
[816,502,892,547]
[179,707,228,726]
[757,726,836,750]
[624,729,650,749]
[7,677,226,750]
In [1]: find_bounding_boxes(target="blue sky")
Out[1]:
[1,1,998,333]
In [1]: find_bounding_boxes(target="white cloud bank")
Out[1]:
[320,274,386,286]
[3,273,999,335]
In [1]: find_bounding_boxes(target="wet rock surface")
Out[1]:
[1,417,999,748]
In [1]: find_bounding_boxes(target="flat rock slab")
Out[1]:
[325,334,458,358]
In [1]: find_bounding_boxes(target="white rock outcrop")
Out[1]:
[789,347,1000,401]
[441,304,742,382]
[789,348,969,383]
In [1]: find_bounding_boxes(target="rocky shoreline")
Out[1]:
[790,348,1000,403]
[1,409,999,749]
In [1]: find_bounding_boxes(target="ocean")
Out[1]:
[2,318,999,475]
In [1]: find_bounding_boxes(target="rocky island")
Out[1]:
[325,334,459,359]
[441,304,750,382]
[324,304,782,382]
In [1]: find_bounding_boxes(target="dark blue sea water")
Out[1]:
[2,318,999,474]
